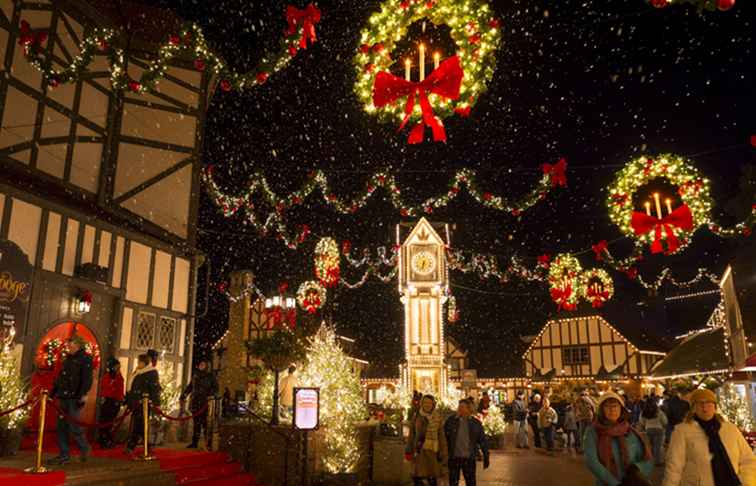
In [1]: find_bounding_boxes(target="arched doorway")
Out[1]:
[29,322,101,432]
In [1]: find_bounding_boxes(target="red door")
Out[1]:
[29,322,101,432]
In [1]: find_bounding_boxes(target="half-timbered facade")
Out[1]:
[522,311,666,387]
[0,0,212,422]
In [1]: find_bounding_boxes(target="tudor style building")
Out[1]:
[0,0,212,424]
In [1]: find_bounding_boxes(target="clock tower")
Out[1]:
[398,218,450,399]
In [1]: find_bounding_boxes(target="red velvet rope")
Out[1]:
[151,403,208,422]
[48,399,133,429]
[0,397,38,418]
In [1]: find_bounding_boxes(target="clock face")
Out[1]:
[411,251,436,276]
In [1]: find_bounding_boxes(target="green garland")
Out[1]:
[203,163,562,249]
[354,0,502,124]
[19,4,321,93]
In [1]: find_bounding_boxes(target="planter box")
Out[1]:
[0,428,22,457]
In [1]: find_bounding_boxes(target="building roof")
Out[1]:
[650,327,730,380]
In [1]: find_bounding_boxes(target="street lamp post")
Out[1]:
[264,294,297,426]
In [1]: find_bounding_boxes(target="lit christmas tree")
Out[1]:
[0,339,28,430]
[299,325,366,474]
[718,384,755,432]
[158,358,181,414]
[482,403,507,437]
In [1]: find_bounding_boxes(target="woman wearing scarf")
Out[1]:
[663,388,756,486]
[97,357,124,449]
[583,391,653,486]
[404,395,447,486]
[124,354,161,455]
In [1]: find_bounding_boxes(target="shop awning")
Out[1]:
[649,327,731,380]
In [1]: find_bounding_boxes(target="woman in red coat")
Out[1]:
[98,357,124,448]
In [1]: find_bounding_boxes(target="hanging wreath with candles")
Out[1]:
[354,0,502,144]
[607,154,712,255]
[579,269,614,308]
[447,295,459,323]
[547,254,582,311]
[314,237,341,287]
[297,281,327,314]
[40,338,101,370]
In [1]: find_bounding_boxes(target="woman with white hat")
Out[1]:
[583,390,653,485]
[663,388,756,486]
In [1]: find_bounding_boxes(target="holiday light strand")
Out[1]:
[203,163,564,248]
[648,0,736,12]
[339,267,399,289]
[19,4,320,93]
[446,249,549,283]
[343,244,399,269]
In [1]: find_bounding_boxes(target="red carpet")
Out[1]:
[0,467,65,486]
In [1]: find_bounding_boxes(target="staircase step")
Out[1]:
[173,461,241,484]
[187,472,258,486]
[156,450,229,470]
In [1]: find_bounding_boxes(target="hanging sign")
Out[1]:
[0,239,32,340]
[461,369,478,389]
[293,387,320,430]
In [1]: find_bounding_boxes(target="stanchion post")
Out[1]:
[25,390,49,473]
[134,393,155,461]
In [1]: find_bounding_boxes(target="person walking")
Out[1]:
[575,389,597,452]
[528,393,543,448]
[125,354,161,455]
[97,357,124,449]
[539,398,559,455]
[180,360,218,449]
[278,365,297,419]
[564,403,578,450]
[663,390,690,444]
[513,390,530,449]
[477,391,491,414]
[405,395,447,486]
[583,391,653,486]
[444,399,490,486]
[663,388,756,486]
[639,399,668,466]
[48,336,93,465]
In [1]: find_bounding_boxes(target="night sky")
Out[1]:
[152,0,754,375]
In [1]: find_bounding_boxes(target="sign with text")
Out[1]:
[0,240,32,341]
[461,369,478,389]
[293,387,319,430]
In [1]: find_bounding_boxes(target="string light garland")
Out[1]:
[340,267,398,289]
[40,338,100,369]
[314,237,341,287]
[19,4,320,93]
[579,268,614,308]
[547,254,582,311]
[648,0,736,12]
[297,281,327,314]
[354,0,502,142]
[203,162,565,248]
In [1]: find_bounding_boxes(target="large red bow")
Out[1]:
[587,287,610,308]
[592,240,608,261]
[550,286,575,311]
[286,4,321,49]
[631,204,693,254]
[542,158,568,187]
[372,55,463,144]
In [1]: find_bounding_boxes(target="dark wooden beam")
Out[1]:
[113,155,193,204]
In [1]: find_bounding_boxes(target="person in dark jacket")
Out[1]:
[444,399,490,486]
[49,336,93,465]
[125,353,161,454]
[662,390,690,444]
[97,357,124,449]
[180,360,218,449]
[528,393,543,448]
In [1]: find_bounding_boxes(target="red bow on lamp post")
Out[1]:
[542,158,568,187]
[587,287,610,308]
[372,55,464,144]
[285,3,321,49]
[550,286,575,311]
[631,204,694,254]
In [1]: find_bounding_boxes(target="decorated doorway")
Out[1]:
[29,321,101,431]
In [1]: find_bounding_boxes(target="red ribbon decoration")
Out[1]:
[592,240,608,261]
[18,20,48,47]
[631,204,694,254]
[372,55,464,144]
[587,288,610,308]
[550,286,575,311]
[542,158,568,187]
[285,4,321,49]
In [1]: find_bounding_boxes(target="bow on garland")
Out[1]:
[542,158,568,187]
[631,204,694,254]
[592,240,608,261]
[264,307,296,329]
[18,20,48,47]
[285,4,321,49]
[550,286,576,311]
[373,55,464,144]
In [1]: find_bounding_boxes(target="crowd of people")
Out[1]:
[47,336,217,465]
[506,386,756,486]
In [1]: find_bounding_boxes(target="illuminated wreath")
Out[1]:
[354,0,502,142]
[607,154,712,255]
[297,281,327,314]
[579,269,614,309]
[41,338,101,369]
[314,237,340,287]
[547,254,582,311]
